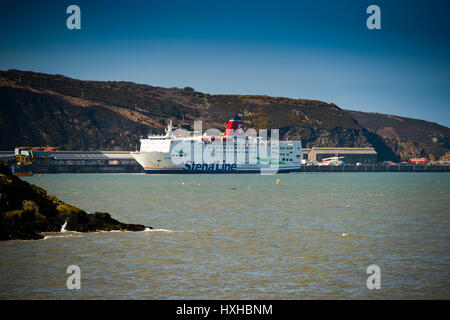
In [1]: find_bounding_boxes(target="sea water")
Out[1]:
[0,173,448,299]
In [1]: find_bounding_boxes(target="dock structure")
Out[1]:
[307,147,378,165]
[299,164,449,173]
[2,149,449,174]
[0,151,16,162]
[30,151,143,173]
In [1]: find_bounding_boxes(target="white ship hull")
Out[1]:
[131,118,302,174]
[131,150,302,174]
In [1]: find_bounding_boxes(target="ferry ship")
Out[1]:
[131,117,302,173]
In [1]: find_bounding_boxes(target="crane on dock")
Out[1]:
[13,147,56,175]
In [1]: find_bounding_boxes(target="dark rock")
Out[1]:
[0,164,151,240]
[1,70,448,161]
[348,110,449,160]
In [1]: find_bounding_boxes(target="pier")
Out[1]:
[298,164,450,173]
[2,150,449,174]
[25,164,450,174]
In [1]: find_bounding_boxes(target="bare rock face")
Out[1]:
[0,164,151,240]
[280,126,371,149]
[1,70,448,161]
[0,70,370,152]
[348,110,450,161]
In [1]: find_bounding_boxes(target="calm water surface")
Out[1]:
[0,173,449,299]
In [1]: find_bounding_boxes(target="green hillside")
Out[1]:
[1,69,448,161]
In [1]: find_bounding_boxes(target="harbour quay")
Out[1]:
[300,164,450,173]
[1,149,449,174]
[8,150,144,174]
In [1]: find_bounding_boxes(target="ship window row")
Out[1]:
[183,147,297,154]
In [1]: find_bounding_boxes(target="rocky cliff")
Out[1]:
[0,164,150,240]
[1,69,448,161]
[348,110,450,161]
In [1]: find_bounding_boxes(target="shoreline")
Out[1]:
[17,164,450,174]
[0,164,152,240]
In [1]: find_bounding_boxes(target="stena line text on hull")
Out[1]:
[131,117,302,174]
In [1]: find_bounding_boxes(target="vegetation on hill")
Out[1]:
[348,110,449,160]
[1,69,448,161]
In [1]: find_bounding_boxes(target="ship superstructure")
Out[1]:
[131,117,302,173]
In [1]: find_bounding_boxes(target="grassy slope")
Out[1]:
[1,69,448,160]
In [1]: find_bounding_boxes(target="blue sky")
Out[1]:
[1,0,449,126]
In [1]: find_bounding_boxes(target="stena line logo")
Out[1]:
[170,120,281,175]
[185,162,237,173]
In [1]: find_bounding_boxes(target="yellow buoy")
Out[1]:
[276,179,280,184]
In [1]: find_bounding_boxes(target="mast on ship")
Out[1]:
[165,120,173,138]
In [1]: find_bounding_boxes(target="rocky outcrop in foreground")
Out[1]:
[0,164,151,240]
[2,69,448,161]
